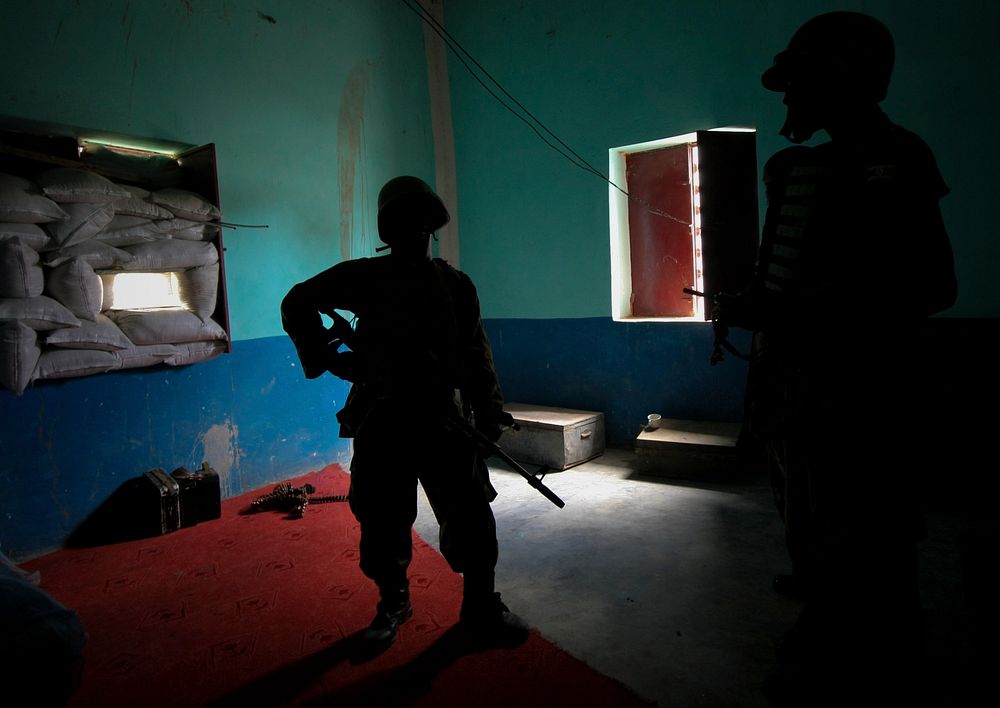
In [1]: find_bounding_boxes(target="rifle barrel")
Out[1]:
[448,416,565,508]
[490,443,566,508]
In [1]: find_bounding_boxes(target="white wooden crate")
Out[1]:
[498,403,606,471]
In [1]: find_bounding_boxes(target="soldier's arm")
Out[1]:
[909,198,957,316]
[875,133,958,318]
[280,260,365,379]
[455,273,508,436]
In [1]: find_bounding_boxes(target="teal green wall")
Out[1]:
[445,0,999,319]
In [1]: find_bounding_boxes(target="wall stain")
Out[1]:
[257,11,277,24]
[199,419,243,498]
[173,0,233,26]
[337,62,372,261]
[123,4,135,49]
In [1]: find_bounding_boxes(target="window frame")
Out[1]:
[609,128,759,323]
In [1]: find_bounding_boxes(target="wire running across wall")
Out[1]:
[399,0,690,226]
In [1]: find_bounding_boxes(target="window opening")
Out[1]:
[105,272,184,311]
[609,128,758,323]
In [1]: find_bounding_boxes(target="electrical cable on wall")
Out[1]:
[400,0,598,177]
[220,222,269,229]
[399,0,690,226]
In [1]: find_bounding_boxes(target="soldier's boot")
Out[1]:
[359,584,412,655]
[459,572,530,648]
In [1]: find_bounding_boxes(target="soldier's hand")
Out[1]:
[297,335,335,379]
[327,350,364,383]
[476,410,515,442]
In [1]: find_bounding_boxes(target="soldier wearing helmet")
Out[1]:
[716,11,957,705]
[281,175,528,657]
[761,10,896,144]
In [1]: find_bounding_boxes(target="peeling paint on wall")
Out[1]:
[337,61,372,261]
[198,419,244,497]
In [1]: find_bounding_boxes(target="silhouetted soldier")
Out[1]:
[281,176,528,657]
[718,11,957,705]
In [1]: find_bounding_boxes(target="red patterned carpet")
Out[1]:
[23,464,653,707]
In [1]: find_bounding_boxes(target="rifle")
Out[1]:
[323,311,565,508]
[683,287,752,366]
[443,414,566,509]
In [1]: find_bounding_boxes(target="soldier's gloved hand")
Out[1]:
[296,335,334,379]
[476,410,515,443]
[326,350,364,383]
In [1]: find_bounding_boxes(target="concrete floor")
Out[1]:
[413,446,978,707]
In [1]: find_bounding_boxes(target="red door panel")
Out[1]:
[625,144,694,317]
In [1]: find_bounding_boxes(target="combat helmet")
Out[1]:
[761,11,895,103]
[376,175,450,246]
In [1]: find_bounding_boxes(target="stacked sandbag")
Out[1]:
[1,172,79,394]
[99,184,221,246]
[0,168,227,395]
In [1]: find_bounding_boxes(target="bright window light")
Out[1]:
[691,144,704,317]
[107,272,184,310]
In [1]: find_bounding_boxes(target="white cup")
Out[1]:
[646,414,662,430]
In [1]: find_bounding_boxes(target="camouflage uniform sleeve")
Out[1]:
[866,127,957,318]
[719,146,812,331]
[897,131,957,315]
[280,260,366,379]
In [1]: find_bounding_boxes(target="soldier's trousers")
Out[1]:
[347,416,499,594]
[763,356,925,664]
